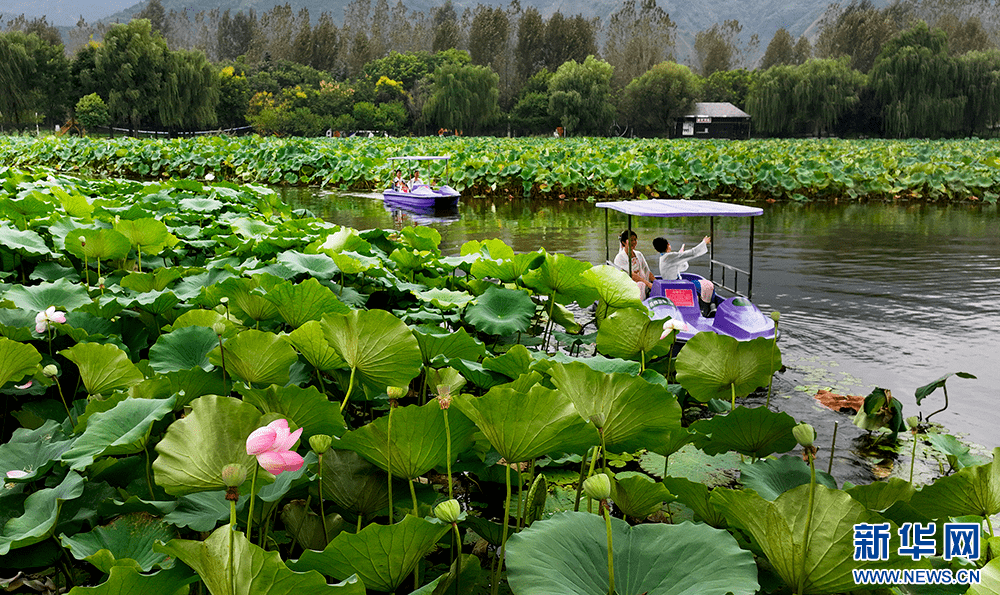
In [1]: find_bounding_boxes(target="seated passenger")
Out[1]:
[652,236,715,304]
[410,169,425,187]
[613,230,654,297]
[393,169,408,192]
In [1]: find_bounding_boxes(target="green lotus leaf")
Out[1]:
[64,564,196,595]
[453,385,599,463]
[158,524,364,595]
[444,358,509,390]
[0,308,37,341]
[580,265,644,324]
[162,490,245,532]
[288,320,347,373]
[660,476,728,527]
[0,193,50,226]
[926,432,984,470]
[389,247,430,277]
[179,197,223,212]
[0,336,41,388]
[522,253,599,306]
[60,512,176,573]
[152,395,274,496]
[740,455,838,501]
[229,217,275,240]
[675,333,781,403]
[612,474,675,520]
[281,500,345,551]
[4,277,93,314]
[163,368,227,408]
[482,344,533,379]
[322,309,422,399]
[914,371,977,404]
[506,511,759,595]
[209,329,298,386]
[534,353,641,376]
[412,325,486,364]
[464,285,535,336]
[129,289,181,316]
[60,342,144,396]
[412,554,485,595]
[415,288,475,309]
[320,449,391,518]
[204,275,281,324]
[691,406,798,459]
[845,477,916,512]
[425,366,466,395]
[278,251,340,280]
[462,238,514,261]
[548,361,683,454]
[329,252,376,275]
[0,471,85,555]
[64,228,131,261]
[114,217,170,253]
[596,308,674,362]
[712,484,915,594]
[120,268,187,293]
[264,277,351,328]
[399,225,441,252]
[148,326,218,374]
[173,269,235,302]
[60,396,175,471]
[318,228,369,254]
[238,383,347,439]
[0,421,73,483]
[339,400,476,479]
[0,225,51,257]
[470,251,546,283]
[969,556,1000,595]
[168,308,236,336]
[909,447,1000,519]
[551,302,582,334]
[290,515,448,592]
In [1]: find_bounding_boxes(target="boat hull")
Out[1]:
[383,185,460,209]
[645,274,776,343]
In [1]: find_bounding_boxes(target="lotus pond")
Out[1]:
[1,166,1000,595]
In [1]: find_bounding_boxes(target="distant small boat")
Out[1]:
[384,155,460,209]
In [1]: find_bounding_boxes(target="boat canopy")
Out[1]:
[595,199,761,218]
[387,155,450,161]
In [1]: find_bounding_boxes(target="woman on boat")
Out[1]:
[410,170,425,187]
[393,169,408,192]
[614,230,654,297]
[652,236,715,303]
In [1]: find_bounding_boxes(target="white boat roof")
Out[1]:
[387,155,450,161]
[596,199,762,218]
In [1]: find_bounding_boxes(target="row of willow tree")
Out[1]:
[2,0,1000,137]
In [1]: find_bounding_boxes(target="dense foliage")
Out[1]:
[0,136,997,203]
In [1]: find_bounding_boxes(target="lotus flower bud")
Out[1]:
[78,236,86,247]
[437,385,452,409]
[98,277,106,287]
[213,322,226,336]
[906,416,920,431]
[387,386,407,399]
[770,311,780,322]
[792,422,816,448]
[220,297,229,305]
[42,364,59,378]
[221,464,246,487]
[434,498,461,523]
[589,413,606,428]
[583,473,612,501]
[309,434,332,455]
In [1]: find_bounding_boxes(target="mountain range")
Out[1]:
[5,0,836,64]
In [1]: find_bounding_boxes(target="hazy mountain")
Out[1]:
[6,0,833,64]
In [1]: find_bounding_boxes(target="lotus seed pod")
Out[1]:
[213,322,226,336]
[97,277,106,286]
[309,434,332,455]
[78,236,86,246]
[387,386,407,399]
[583,473,612,501]
[770,311,780,322]
[906,416,920,431]
[42,364,59,378]
[435,498,461,523]
[792,422,816,448]
[221,464,247,487]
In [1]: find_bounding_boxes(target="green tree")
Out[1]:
[0,30,70,127]
[160,49,219,131]
[693,20,756,76]
[748,58,865,136]
[815,0,911,73]
[509,68,558,134]
[603,0,676,88]
[871,21,964,137]
[311,13,341,72]
[548,55,615,135]
[469,5,509,73]
[94,19,169,134]
[543,12,598,72]
[135,0,169,39]
[432,1,461,52]
[217,10,255,61]
[75,93,110,133]
[422,62,499,133]
[761,28,796,69]
[515,6,546,81]
[216,65,250,128]
[958,50,1000,135]
[935,15,994,55]
[701,68,755,108]
[620,61,699,136]
[793,36,812,64]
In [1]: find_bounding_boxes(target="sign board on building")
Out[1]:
[696,117,712,124]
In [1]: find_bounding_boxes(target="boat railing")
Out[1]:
[709,259,751,299]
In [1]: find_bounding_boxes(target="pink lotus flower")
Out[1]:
[660,318,688,339]
[246,418,304,475]
[35,307,66,334]
[5,470,29,479]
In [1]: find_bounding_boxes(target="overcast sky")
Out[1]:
[1,0,138,27]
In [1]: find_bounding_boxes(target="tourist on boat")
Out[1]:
[411,170,425,187]
[614,230,654,297]
[652,236,715,303]
[393,169,408,192]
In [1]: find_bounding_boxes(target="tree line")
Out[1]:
[1,0,999,138]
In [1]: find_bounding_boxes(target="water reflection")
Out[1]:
[282,187,1000,448]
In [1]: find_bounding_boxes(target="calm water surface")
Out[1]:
[285,189,1000,451]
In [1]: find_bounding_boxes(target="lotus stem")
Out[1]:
[53,377,74,426]
[925,385,950,423]
[603,502,615,595]
[452,524,463,595]
[587,445,601,514]
[387,404,394,524]
[600,428,609,476]
[137,244,142,271]
[640,349,646,373]
[516,466,524,530]
[317,452,328,539]
[293,495,312,553]
[217,334,228,395]
[246,465,258,539]
[544,292,557,352]
[493,462,514,595]
[731,383,736,412]
[144,444,155,500]
[83,254,89,287]
[358,514,364,533]
[798,449,817,595]
[574,447,591,512]
[765,317,780,408]
[827,421,838,476]
[409,478,418,518]
[340,366,357,412]
[444,408,453,500]
[987,515,995,538]
[663,452,670,478]
[230,501,237,595]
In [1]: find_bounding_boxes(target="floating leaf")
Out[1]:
[740,456,838,501]
[290,515,449,592]
[60,342,144,396]
[209,329,298,386]
[464,285,535,336]
[506,511,759,595]
[4,278,92,314]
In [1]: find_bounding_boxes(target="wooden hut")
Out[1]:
[676,102,751,139]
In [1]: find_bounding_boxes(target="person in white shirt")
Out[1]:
[613,230,654,297]
[410,170,425,187]
[652,236,715,304]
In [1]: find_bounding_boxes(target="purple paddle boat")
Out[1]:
[596,199,777,343]
[383,155,461,209]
